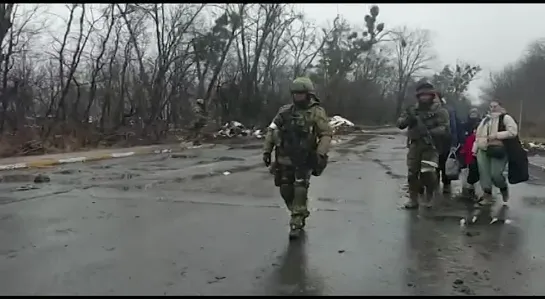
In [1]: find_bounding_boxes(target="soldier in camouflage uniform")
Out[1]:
[191,98,207,146]
[397,82,450,209]
[263,77,333,239]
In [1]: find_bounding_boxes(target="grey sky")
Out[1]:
[300,3,545,101]
[34,4,545,102]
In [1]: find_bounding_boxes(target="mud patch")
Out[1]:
[187,163,263,181]
[316,197,340,203]
[215,156,244,162]
[55,169,81,175]
[171,153,198,159]
[91,172,141,181]
[0,174,35,183]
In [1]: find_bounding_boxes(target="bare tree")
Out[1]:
[390,26,434,119]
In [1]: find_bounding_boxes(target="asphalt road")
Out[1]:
[1,130,545,295]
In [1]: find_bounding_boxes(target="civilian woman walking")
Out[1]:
[472,100,518,206]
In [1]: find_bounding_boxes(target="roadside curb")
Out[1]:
[0,143,215,172]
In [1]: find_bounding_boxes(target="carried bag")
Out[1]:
[486,144,506,159]
[497,114,529,184]
[444,147,460,180]
[485,117,506,159]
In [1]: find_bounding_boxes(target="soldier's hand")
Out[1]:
[263,152,271,167]
[317,154,328,166]
[405,107,417,127]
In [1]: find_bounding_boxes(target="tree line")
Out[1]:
[0,3,532,156]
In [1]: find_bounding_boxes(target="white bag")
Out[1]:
[445,147,460,180]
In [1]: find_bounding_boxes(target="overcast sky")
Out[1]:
[299,3,545,101]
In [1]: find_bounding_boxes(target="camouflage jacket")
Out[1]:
[193,103,207,121]
[397,101,450,151]
[263,98,333,166]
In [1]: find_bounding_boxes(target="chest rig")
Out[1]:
[415,109,438,128]
[276,104,317,166]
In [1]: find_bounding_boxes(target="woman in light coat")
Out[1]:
[472,100,518,206]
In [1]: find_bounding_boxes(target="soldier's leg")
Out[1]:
[290,168,311,230]
[276,165,295,212]
[405,143,422,209]
[420,148,439,207]
[193,127,202,145]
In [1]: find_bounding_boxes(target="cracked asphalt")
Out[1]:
[2,129,545,295]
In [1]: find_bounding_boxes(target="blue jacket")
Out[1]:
[445,105,463,148]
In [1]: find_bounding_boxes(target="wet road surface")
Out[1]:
[2,130,545,295]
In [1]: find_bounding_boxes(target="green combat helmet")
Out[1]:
[290,77,315,95]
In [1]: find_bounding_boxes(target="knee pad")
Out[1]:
[294,178,309,188]
[420,160,438,173]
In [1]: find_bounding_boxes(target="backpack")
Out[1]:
[498,113,529,184]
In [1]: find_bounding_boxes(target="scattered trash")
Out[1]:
[216,121,256,138]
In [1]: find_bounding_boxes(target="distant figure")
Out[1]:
[191,98,207,146]
[465,108,481,137]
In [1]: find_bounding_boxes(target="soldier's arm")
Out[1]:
[314,107,333,156]
[397,109,411,130]
[428,108,450,138]
[263,111,283,154]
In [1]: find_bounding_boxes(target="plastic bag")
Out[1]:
[445,147,460,180]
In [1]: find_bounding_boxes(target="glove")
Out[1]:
[312,153,328,176]
[405,107,418,127]
[263,152,271,167]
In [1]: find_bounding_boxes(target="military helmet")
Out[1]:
[196,98,204,105]
[290,77,315,94]
[415,81,435,97]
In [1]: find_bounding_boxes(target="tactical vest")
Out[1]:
[276,104,318,166]
[410,108,447,152]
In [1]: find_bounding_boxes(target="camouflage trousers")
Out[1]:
[407,141,439,200]
[274,163,311,229]
[191,119,206,144]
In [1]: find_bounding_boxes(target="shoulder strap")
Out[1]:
[498,113,506,132]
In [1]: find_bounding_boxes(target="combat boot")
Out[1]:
[403,191,419,209]
[289,224,303,240]
[288,214,307,240]
[421,189,434,208]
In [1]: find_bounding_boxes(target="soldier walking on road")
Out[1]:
[191,98,207,146]
[262,77,333,240]
[397,82,450,209]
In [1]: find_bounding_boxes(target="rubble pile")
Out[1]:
[215,121,264,139]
